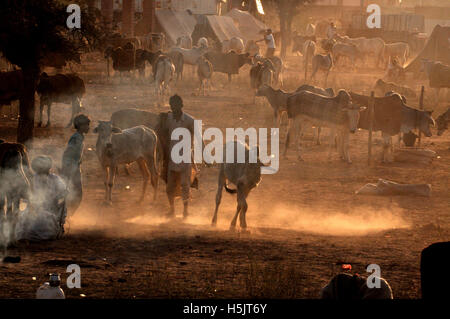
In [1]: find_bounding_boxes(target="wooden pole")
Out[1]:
[418,85,424,146]
[368,91,375,166]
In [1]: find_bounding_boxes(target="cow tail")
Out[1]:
[224,182,237,194]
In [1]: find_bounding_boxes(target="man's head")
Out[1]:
[169,94,183,119]
[266,29,272,35]
[74,114,91,133]
[32,155,52,175]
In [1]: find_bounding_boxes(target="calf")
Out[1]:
[211,141,265,231]
[310,53,333,86]
[284,90,362,163]
[332,42,361,69]
[94,121,159,204]
[197,56,213,96]
[36,72,85,128]
[436,107,450,136]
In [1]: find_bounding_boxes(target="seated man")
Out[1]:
[16,156,68,241]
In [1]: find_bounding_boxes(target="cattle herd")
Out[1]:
[0,20,449,300]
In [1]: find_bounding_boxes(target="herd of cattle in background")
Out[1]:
[0,24,450,230]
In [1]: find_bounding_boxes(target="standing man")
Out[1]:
[164,95,199,219]
[257,29,276,58]
[327,22,337,40]
[60,114,90,216]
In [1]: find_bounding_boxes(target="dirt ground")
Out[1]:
[0,53,449,299]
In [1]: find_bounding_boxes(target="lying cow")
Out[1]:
[436,107,450,136]
[351,91,435,162]
[374,78,416,99]
[211,141,266,232]
[284,90,362,163]
[36,72,85,128]
[94,121,159,204]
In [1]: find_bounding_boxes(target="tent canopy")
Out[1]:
[405,25,450,72]
[192,14,243,46]
[155,9,197,45]
[225,8,267,42]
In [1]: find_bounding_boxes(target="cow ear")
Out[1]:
[112,127,122,133]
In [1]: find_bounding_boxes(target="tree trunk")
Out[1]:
[17,68,38,147]
[279,6,295,59]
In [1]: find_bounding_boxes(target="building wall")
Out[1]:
[156,0,221,15]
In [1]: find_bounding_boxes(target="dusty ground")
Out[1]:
[0,53,449,299]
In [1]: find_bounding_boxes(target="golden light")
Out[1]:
[255,0,265,15]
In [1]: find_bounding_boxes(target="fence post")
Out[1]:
[418,85,424,147]
[368,91,375,166]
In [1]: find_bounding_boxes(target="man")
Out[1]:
[15,156,67,241]
[165,95,199,219]
[257,29,276,58]
[60,114,90,216]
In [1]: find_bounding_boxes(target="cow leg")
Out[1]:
[238,187,250,231]
[107,165,116,203]
[342,132,352,163]
[144,149,159,201]
[102,166,110,203]
[137,159,150,203]
[316,127,322,145]
[294,118,304,161]
[211,168,225,226]
[328,128,337,161]
[283,118,293,159]
[381,133,392,163]
[38,101,44,127]
[230,201,241,231]
[46,103,52,127]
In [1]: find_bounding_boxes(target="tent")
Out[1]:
[191,14,243,47]
[155,9,197,46]
[225,8,267,42]
[405,25,450,73]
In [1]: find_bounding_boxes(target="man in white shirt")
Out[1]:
[257,29,276,58]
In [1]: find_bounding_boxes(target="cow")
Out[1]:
[211,140,265,232]
[254,55,283,86]
[153,55,175,105]
[351,91,435,162]
[436,107,450,136]
[0,142,31,243]
[36,72,85,128]
[310,53,333,86]
[170,46,208,74]
[0,70,23,119]
[295,84,335,145]
[93,121,159,204]
[167,51,184,81]
[332,42,361,69]
[421,59,450,102]
[384,42,409,67]
[197,56,213,96]
[374,78,416,99]
[204,51,252,83]
[292,35,316,55]
[104,45,160,78]
[250,61,273,103]
[244,40,260,56]
[255,84,291,135]
[340,36,385,68]
[176,35,193,49]
[283,90,362,163]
